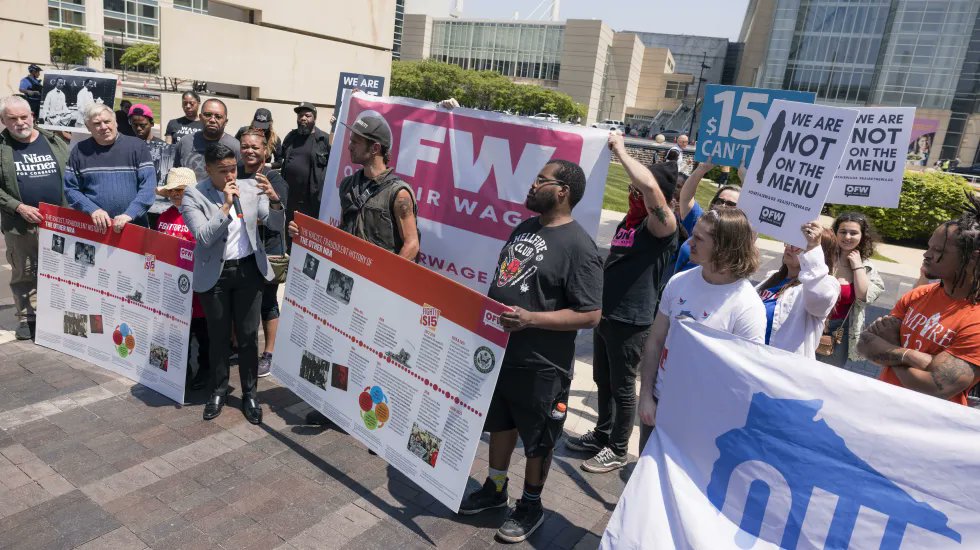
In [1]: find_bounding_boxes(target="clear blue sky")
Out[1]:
[456,0,750,40]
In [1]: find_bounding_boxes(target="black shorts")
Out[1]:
[261,283,280,321]
[484,367,571,458]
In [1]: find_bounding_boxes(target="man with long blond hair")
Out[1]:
[637,207,766,449]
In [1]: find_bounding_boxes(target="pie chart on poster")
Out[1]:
[113,323,135,358]
[358,385,389,430]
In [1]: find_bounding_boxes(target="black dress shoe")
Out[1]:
[242,396,263,425]
[203,393,225,420]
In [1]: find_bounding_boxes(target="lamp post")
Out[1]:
[687,52,710,140]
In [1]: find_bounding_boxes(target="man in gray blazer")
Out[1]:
[181,142,284,424]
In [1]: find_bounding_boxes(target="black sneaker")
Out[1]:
[581,447,628,473]
[458,477,509,515]
[15,321,31,341]
[565,430,604,453]
[496,499,544,543]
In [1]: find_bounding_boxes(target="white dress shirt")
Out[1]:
[224,213,253,260]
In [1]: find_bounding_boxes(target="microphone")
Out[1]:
[232,195,243,219]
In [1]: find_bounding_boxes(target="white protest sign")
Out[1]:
[739,100,858,247]
[273,214,511,511]
[602,321,980,549]
[35,204,194,404]
[826,107,915,208]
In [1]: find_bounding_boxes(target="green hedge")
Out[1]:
[827,171,974,243]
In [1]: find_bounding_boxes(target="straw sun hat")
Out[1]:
[157,167,196,195]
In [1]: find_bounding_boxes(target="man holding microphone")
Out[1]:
[180,143,284,424]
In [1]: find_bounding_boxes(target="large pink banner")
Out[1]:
[320,93,610,292]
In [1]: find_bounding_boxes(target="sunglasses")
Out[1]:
[711,198,738,208]
[628,185,642,198]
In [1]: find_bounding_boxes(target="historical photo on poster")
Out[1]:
[51,234,65,254]
[326,268,354,304]
[74,242,96,266]
[407,423,442,468]
[303,254,319,280]
[331,364,349,391]
[89,314,104,334]
[64,312,89,338]
[37,70,118,132]
[299,350,329,389]
[149,345,169,372]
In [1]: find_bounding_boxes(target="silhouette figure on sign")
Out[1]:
[757,110,787,184]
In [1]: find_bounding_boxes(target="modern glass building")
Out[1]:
[429,19,565,82]
[626,32,731,93]
[393,0,405,59]
[748,0,980,164]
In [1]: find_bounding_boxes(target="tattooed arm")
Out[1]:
[608,132,676,238]
[392,189,420,261]
[858,315,978,398]
[858,315,930,369]
[890,353,979,400]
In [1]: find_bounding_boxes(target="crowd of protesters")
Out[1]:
[1,77,979,544]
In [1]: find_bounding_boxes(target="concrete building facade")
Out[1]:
[401,14,696,130]
[741,0,980,167]
[1,1,396,135]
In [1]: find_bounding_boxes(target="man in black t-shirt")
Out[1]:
[0,96,70,340]
[459,159,602,544]
[280,102,330,222]
[565,132,678,473]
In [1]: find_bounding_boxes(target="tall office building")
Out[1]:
[401,14,698,128]
[741,0,980,166]
[625,33,731,96]
[393,0,406,59]
[2,1,396,134]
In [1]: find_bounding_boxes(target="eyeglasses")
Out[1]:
[200,112,224,120]
[711,198,738,208]
[628,185,641,198]
[534,175,567,187]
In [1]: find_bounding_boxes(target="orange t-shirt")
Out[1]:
[880,283,980,405]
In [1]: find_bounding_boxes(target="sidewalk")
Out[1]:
[0,213,925,549]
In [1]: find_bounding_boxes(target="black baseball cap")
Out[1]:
[341,115,391,149]
[28,64,41,72]
[251,108,272,129]
[293,101,317,115]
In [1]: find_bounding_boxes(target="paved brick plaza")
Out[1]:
[0,336,628,549]
[0,236,927,548]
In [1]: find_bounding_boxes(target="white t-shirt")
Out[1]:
[654,266,765,398]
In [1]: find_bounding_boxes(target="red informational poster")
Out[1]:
[273,214,510,511]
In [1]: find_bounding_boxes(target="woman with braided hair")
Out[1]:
[858,192,980,405]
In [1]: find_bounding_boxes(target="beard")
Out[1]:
[525,191,557,214]
[10,126,33,140]
[296,124,313,136]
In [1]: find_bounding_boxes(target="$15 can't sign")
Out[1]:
[696,85,816,167]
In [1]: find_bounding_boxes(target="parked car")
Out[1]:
[528,112,560,123]
[951,163,980,177]
[592,119,624,132]
[660,129,683,142]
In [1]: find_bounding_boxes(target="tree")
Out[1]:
[49,29,103,69]
[119,43,160,74]
[391,60,586,121]
[116,43,188,91]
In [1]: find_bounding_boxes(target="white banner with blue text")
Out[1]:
[602,321,980,550]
